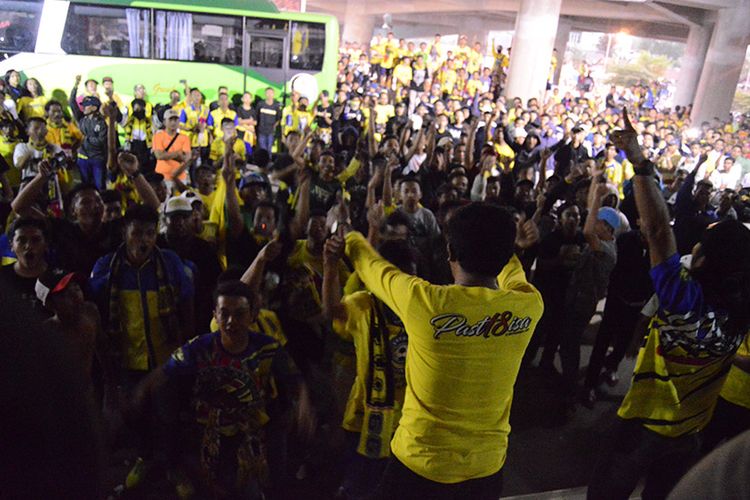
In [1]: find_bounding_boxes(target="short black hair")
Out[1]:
[122,204,158,227]
[383,210,414,233]
[44,99,63,113]
[213,279,259,309]
[221,117,235,127]
[66,183,99,207]
[378,238,418,273]
[250,148,270,168]
[7,217,48,240]
[447,203,516,276]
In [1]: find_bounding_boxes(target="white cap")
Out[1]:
[164,196,193,215]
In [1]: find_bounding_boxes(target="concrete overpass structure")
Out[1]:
[307,0,750,123]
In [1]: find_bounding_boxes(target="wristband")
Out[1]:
[633,159,655,177]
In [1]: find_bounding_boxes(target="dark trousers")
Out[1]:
[374,455,503,500]
[77,157,106,190]
[542,294,598,393]
[257,134,275,154]
[584,295,642,389]
[588,418,702,500]
[701,396,750,453]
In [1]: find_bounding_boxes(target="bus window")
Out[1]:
[154,11,242,65]
[1,1,43,55]
[289,21,325,71]
[247,35,284,69]
[62,4,150,58]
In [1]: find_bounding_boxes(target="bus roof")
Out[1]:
[71,0,280,14]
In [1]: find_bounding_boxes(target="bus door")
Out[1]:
[243,31,288,98]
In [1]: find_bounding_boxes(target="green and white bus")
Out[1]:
[1,0,339,105]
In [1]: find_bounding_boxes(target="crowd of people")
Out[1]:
[2,29,750,500]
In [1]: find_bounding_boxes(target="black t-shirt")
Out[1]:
[314,104,333,129]
[309,174,341,212]
[253,101,282,135]
[533,229,586,297]
[237,106,254,122]
[48,218,122,276]
[1,264,50,316]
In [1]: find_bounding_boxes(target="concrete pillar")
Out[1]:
[505,0,562,104]
[341,3,376,46]
[691,5,750,124]
[552,20,571,85]
[673,24,711,107]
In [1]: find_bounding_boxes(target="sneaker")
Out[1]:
[125,457,148,489]
[168,469,195,499]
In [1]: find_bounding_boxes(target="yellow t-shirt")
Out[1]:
[18,95,48,122]
[344,231,543,483]
[392,64,413,88]
[333,292,408,435]
[719,334,750,410]
[209,137,247,164]
[208,108,237,139]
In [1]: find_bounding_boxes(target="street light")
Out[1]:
[604,29,630,69]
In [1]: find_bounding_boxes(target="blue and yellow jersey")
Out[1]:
[207,107,238,139]
[90,249,194,371]
[719,333,750,410]
[179,104,210,147]
[618,254,744,437]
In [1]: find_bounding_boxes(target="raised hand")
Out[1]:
[323,234,345,265]
[515,216,540,250]
[117,152,140,176]
[610,108,645,166]
[258,234,282,263]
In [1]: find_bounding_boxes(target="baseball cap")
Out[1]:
[82,95,101,108]
[239,172,269,190]
[102,76,113,83]
[163,109,180,120]
[597,207,621,231]
[35,268,82,307]
[181,190,203,207]
[164,196,194,215]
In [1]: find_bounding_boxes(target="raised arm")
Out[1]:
[117,152,160,210]
[288,171,311,241]
[104,102,118,173]
[321,236,346,323]
[68,76,83,123]
[222,153,244,240]
[611,108,676,266]
[465,119,479,171]
[11,162,51,217]
[582,172,607,252]
[240,236,282,292]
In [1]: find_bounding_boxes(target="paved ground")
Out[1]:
[105,306,643,499]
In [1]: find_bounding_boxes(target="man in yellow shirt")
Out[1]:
[331,202,543,497]
[589,109,750,499]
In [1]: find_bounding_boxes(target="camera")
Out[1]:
[49,151,70,172]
